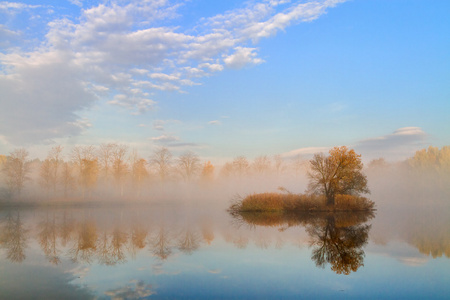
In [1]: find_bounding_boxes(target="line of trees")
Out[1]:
[2,144,447,202]
[0,145,308,201]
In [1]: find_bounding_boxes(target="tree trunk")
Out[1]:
[326,193,335,206]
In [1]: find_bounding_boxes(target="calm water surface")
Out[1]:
[0,202,449,299]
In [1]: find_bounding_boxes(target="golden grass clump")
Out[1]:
[229,192,375,214]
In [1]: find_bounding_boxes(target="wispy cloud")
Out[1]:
[281,146,330,158]
[152,119,182,131]
[355,127,428,160]
[151,135,180,143]
[208,120,221,125]
[105,280,155,299]
[282,127,428,161]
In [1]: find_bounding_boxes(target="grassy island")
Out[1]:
[229,192,375,214]
[229,146,375,214]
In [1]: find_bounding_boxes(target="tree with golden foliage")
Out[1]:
[308,146,369,206]
[408,146,450,174]
[71,146,98,198]
[200,161,215,183]
[130,150,149,197]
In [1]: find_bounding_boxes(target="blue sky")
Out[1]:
[0,0,449,162]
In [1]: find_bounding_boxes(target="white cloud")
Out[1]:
[108,93,156,114]
[0,0,347,145]
[224,47,264,69]
[199,63,224,72]
[105,280,155,300]
[149,73,179,81]
[69,0,83,7]
[0,2,42,10]
[151,135,180,143]
[152,119,181,131]
[208,120,221,125]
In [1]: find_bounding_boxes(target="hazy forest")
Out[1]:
[1,144,449,207]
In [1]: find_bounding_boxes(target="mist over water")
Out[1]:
[1,145,449,299]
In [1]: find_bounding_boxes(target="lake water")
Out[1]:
[0,202,449,299]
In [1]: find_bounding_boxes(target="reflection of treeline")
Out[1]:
[0,145,306,201]
[0,210,210,265]
[403,210,450,258]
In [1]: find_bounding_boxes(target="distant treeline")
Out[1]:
[0,144,449,202]
[0,144,306,201]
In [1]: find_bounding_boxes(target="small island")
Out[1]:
[229,146,375,214]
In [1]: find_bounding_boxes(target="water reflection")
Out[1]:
[233,211,374,274]
[307,214,371,275]
[0,212,28,263]
[0,206,448,270]
[0,206,449,299]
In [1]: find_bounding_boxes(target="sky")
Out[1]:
[0,0,449,163]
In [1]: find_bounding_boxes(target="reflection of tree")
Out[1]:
[69,220,98,264]
[0,212,28,262]
[38,213,61,264]
[150,226,173,260]
[255,233,271,249]
[96,227,128,265]
[307,215,370,275]
[233,234,249,249]
[230,210,373,274]
[129,224,148,258]
[201,222,214,245]
[111,227,128,263]
[177,228,200,254]
[97,231,114,265]
[59,211,74,247]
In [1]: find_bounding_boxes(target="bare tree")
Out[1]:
[273,154,286,175]
[2,148,30,197]
[38,145,64,196]
[252,155,271,175]
[111,144,128,197]
[232,156,249,177]
[98,143,116,181]
[219,162,234,178]
[48,145,63,192]
[177,151,200,182]
[150,147,172,182]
